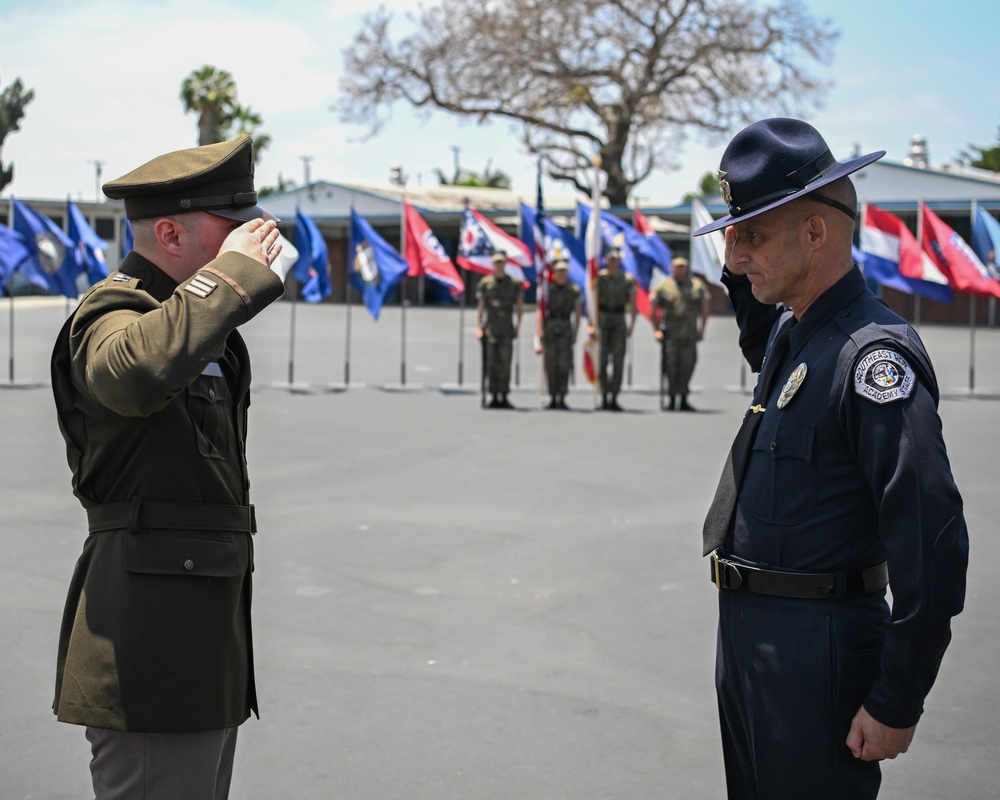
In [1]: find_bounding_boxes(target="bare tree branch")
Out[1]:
[338,0,836,204]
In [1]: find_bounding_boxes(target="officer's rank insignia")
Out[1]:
[854,348,915,404]
[185,274,218,299]
[112,273,132,282]
[777,362,808,409]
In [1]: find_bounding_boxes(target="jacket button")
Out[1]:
[208,388,216,400]
[184,559,195,571]
[770,442,777,452]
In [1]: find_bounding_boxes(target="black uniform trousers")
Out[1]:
[716,588,886,799]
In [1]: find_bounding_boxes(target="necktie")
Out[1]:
[701,321,794,555]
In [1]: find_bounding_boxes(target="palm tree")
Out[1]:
[180,65,237,146]
[224,104,272,157]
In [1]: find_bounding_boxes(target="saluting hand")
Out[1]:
[846,705,916,761]
[724,225,745,275]
[219,218,282,268]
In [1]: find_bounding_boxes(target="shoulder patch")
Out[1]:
[854,348,915,404]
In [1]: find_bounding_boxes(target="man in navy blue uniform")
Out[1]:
[697,118,969,799]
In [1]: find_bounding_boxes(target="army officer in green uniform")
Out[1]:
[50,135,285,799]
[536,258,582,409]
[652,256,711,411]
[589,247,637,410]
[476,250,524,408]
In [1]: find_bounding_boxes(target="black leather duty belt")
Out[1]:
[87,498,256,535]
[710,551,888,600]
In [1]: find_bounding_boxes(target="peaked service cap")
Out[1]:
[693,118,884,236]
[103,135,273,222]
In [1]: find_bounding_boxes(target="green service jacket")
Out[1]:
[50,250,283,733]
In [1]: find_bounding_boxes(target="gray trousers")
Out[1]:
[86,726,238,800]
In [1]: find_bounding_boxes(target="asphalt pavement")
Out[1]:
[2,296,998,799]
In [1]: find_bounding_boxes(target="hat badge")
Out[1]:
[716,170,732,205]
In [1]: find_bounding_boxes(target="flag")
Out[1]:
[689,198,726,286]
[582,160,603,385]
[121,218,134,259]
[402,202,464,297]
[576,202,668,319]
[971,202,1000,281]
[349,209,409,319]
[860,204,953,303]
[293,210,331,303]
[66,201,109,287]
[633,206,674,289]
[0,223,30,292]
[519,204,588,308]
[920,202,1000,299]
[530,159,551,320]
[457,206,531,284]
[10,198,77,297]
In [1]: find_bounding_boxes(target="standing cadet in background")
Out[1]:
[651,256,711,411]
[698,118,969,800]
[536,258,582,409]
[476,249,524,408]
[590,247,636,410]
[50,135,285,800]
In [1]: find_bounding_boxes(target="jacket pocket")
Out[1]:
[122,530,244,577]
[185,376,230,460]
[746,414,817,525]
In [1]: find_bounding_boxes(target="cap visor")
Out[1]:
[207,205,279,223]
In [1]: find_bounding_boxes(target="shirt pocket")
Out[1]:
[746,414,817,525]
[185,375,231,460]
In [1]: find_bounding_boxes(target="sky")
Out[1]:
[1,0,999,209]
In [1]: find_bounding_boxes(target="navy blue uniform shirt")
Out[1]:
[723,265,969,728]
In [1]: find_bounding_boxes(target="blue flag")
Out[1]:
[349,209,408,320]
[121,219,134,259]
[575,203,667,291]
[10,198,78,297]
[972,203,1000,281]
[520,203,587,306]
[292,210,331,303]
[66,201,109,286]
[0,223,30,293]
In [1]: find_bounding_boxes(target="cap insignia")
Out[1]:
[717,170,732,205]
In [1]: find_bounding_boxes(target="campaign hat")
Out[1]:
[693,118,884,236]
[103,135,272,222]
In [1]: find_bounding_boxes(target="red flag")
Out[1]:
[633,206,653,236]
[403,202,464,297]
[920,202,1000,299]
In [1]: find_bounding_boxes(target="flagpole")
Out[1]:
[458,270,467,385]
[969,201,977,393]
[344,241,353,387]
[400,189,407,386]
[914,203,923,328]
[288,281,298,385]
[7,295,13,383]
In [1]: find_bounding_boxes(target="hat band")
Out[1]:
[730,151,838,216]
[176,191,259,212]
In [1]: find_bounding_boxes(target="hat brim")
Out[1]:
[692,150,885,236]
[207,205,279,223]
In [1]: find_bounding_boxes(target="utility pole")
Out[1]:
[88,159,106,202]
[299,155,314,187]
[451,146,461,182]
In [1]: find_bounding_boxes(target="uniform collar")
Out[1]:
[789,265,867,354]
[118,252,179,303]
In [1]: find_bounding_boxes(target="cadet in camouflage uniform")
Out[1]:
[536,258,582,409]
[590,247,636,410]
[476,250,524,408]
[50,136,284,799]
[652,256,711,411]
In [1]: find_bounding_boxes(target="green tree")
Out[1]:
[0,77,35,195]
[179,66,271,156]
[682,171,721,202]
[339,0,836,206]
[958,119,1000,173]
[435,160,511,189]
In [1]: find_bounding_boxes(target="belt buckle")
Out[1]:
[712,552,742,590]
